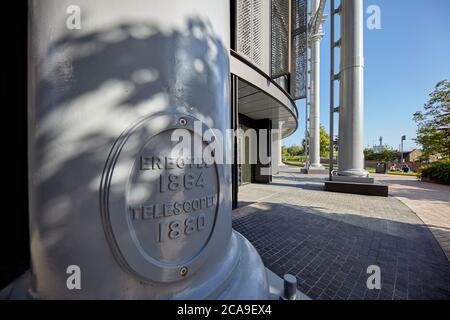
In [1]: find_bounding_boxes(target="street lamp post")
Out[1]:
[400,135,406,163]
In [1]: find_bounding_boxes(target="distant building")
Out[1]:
[373,136,385,153]
[401,149,444,163]
[429,153,444,163]
[402,149,423,162]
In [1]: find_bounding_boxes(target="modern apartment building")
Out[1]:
[230,0,306,206]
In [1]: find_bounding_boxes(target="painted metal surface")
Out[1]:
[27,0,269,299]
[290,0,308,100]
[329,0,336,180]
[100,114,220,283]
[337,0,369,177]
[236,0,270,75]
[271,0,290,78]
[308,0,325,170]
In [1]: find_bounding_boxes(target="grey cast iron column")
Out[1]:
[337,0,369,177]
[309,0,325,169]
[26,0,269,299]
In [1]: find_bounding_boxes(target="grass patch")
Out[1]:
[386,171,418,177]
[283,162,418,177]
[283,160,305,167]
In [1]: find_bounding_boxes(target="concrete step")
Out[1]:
[324,180,389,197]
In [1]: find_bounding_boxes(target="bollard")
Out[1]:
[282,274,298,300]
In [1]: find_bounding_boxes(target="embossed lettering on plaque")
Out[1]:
[126,130,218,264]
[101,114,220,282]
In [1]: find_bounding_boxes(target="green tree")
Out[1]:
[287,145,303,156]
[281,145,289,160]
[319,125,330,157]
[364,148,376,161]
[378,148,399,162]
[364,147,399,161]
[413,80,450,159]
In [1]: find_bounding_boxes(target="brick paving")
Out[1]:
[232,166,450,300]
[376,174,450,261]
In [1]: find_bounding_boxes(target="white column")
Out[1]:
[337,0,369,177]
[271,121,284,175]
[278,130,284,167]
[272,134,280,175]
[309,0,324,169]
[278,121,284,167]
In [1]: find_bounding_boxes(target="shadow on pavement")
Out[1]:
[232,201,450,300]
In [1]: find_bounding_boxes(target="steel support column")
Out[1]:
[337,0,369,177]
[308,0,325,170]
[24,0,270,300]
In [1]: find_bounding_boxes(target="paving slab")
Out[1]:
[375,174,450,262]
[232,166,450,300]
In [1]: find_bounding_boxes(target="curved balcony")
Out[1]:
[230,50,298,138]
[230,0,307,138]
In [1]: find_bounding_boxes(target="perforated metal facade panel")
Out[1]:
[291,0,308,100]
[236,0,306,101]
[236,0,269,73]
[252,0,264,68]
[237,0,253,60]
[271,0,290,78]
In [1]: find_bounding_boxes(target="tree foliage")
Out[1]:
[364,147,399,162]
[319,125,330,157]
[413,80,450,159]
[286,145,304,156]
[284,126,330,159]
[419,160,450,185]
[378,148,399,162]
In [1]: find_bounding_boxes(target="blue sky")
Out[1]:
[283,0,450,151]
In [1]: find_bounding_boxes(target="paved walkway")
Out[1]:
[232,166,450,300]
[375,174,450,261]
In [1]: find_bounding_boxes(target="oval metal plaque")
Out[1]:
[100,113,220,283]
